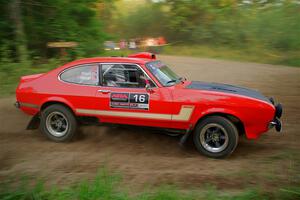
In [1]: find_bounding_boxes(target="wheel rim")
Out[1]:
[46,111,69,137]
[199,123,229,153]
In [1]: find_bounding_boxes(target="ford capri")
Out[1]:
[15,52,283,158]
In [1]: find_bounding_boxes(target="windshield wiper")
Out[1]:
[166,79,177,85]
[166,77,186,85]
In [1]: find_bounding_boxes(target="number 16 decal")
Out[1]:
[110,92,149,110]
[129,93,149,110]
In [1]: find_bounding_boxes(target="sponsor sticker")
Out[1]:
[110,92,149,110]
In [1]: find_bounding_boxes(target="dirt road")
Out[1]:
[0,55,299,191]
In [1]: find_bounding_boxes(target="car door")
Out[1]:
[94,63,175,129]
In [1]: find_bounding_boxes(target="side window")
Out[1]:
[60,64,99,85]
[101,64,155,88]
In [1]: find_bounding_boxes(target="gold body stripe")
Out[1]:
[172,106,194,121]
[76,105,194,122]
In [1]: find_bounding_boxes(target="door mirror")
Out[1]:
[145,79,153,92]
[145,83,152,92]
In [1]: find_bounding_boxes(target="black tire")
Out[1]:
[40,104,77,142]
[193,116,239,158]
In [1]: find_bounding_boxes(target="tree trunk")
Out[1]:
[9,0,29,63]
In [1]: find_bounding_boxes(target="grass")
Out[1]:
[0,59,63,97]
[0,167,299,200]
[162,45,300,67]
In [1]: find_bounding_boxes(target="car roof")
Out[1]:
[67,56,152,66]
[56,52,157,72]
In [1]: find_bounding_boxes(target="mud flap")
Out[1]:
[26,114,40,130]
[179,129,192,147]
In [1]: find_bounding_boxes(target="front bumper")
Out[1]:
[268,100,283,132]
[269,118,282,132]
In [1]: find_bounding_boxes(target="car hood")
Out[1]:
[186,81,271,103]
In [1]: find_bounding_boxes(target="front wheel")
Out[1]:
[40,104,77,142]
[193,116,239,158]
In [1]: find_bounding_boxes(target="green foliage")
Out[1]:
[24,0,108,58]
[0,168,299,200]
[114,1,300,53]
[115,3,169,39]
[0,0,117,96]
[0,0,109,60]
[166,1,300,51]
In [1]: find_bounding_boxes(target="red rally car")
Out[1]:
[15,52,283,158]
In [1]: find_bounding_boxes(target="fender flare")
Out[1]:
[192,107,245,133]
[39,96,76,113]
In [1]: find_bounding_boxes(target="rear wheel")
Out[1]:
[193,116,239,158]
[40,104,77,142]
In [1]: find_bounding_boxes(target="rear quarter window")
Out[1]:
[60,64,99,85]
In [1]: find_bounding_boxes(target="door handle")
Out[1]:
[98,89,110,94]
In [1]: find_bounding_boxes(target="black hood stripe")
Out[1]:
[186,81,270,103]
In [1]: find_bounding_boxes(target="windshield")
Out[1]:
[146,61,180,86]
